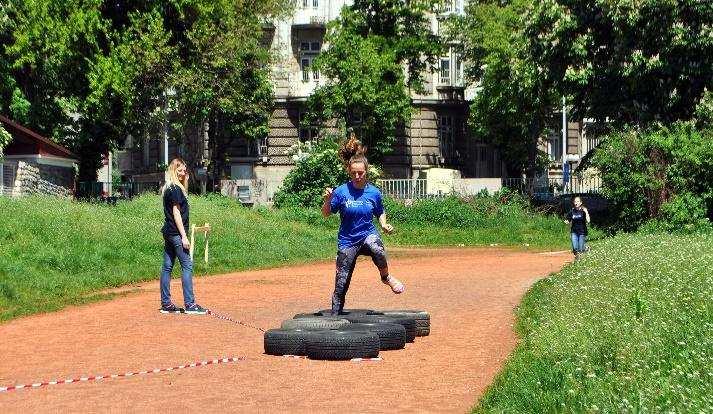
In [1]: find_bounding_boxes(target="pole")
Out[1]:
[561,96,567,165]
[163,94,169,166]
[562,96,568,191]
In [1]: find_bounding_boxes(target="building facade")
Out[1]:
[118,0,505,195]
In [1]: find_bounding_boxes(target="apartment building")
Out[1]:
[118,0,505,189]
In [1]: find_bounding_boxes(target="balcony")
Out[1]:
[292,9,327,29]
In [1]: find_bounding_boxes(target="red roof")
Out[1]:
[0,114,77,160]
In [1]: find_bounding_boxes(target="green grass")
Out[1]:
[0,193,573,321]
[273,195,581,249]
[474,232,713,413]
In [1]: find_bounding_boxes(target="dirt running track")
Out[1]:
[0,247,569,413]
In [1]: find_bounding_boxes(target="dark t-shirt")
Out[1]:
[567,207,588,235]
[161,185,189,236]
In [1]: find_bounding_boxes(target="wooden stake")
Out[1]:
[189,223,211,263]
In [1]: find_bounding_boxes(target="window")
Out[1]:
[441,0,461,14]
[313,0,318,7]
[440,58,450,84]
[438,116,455,160]
[300,41,321,82]
[548,135,563,162]
[230,164,254,180]
[455,55,463,85]
[301,58,311,82]
[299,110,319,142]
[256,137,268,156]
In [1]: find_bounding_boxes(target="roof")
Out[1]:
[0,114,78,160]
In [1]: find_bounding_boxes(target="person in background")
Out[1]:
[159,158,207,314]
[565,196,590,260]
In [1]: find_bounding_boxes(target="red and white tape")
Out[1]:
[282,355,382,362]
[0,356,244,393]
[207,309,265,332]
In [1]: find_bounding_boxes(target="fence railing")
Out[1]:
[377,179,429,199]
[75,181,162,201]
[501,176,602,198]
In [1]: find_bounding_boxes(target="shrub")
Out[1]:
[592,122,713,231]
[273,137,383,209]
[273,139,349,209]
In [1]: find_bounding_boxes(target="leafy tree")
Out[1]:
[273,138,350,209]
[452,0,557,178]
[592,122,713,231]
[307,0,444,160]
[1,0,292,181]
[167,0,292,181]
[525,0,713,126]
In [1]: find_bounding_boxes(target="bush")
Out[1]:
[273,137,383,209]
[384,189,533,229]
[273,139,349,209]
[592,122,713,231]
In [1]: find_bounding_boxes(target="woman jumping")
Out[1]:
[321,135,405,316]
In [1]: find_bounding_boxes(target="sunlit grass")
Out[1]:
[474,232,713,413]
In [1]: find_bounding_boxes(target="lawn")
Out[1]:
[474,232,713,412]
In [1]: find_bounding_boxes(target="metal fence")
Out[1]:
[501,176,602,199]
[377,179,430,199]
[75,181,162,202]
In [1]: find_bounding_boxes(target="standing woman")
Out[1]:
[565,196,591,260]
[321,136,405,316]
[159,158,207,314]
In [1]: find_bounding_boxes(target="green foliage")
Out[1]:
[273,139,350,209]
[525,0,713,126]
[592,122,713,231]
[279,189,579,249]
[694,89,713,129]
[475,232,713,413]
[452,0,556,176]
[0,124,10,158]
[0,0,293,180]
[307,0,444,159]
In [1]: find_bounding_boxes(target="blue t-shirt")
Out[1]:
[330,182,384,249]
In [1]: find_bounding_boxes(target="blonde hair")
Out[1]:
[339,132,369,171]
[161,158,189,197]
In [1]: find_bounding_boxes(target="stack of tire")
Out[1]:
[264,309,430,360]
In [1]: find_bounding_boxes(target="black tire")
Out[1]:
[377,310,430,337]
[341,322,406,350]
[264,328,329,356]
[305,330,380,360]
[281,317,349,330]
[316,308,383,316]
[341,314,417,343]
[293,312,324,319]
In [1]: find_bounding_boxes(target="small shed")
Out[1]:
[0,115,78,197]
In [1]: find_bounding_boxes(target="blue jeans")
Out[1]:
[160,234,196,307]
[571,233,587,253]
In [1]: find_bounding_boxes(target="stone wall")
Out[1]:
[9,160,74,197]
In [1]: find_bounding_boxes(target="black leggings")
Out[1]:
[331,234,388,314]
